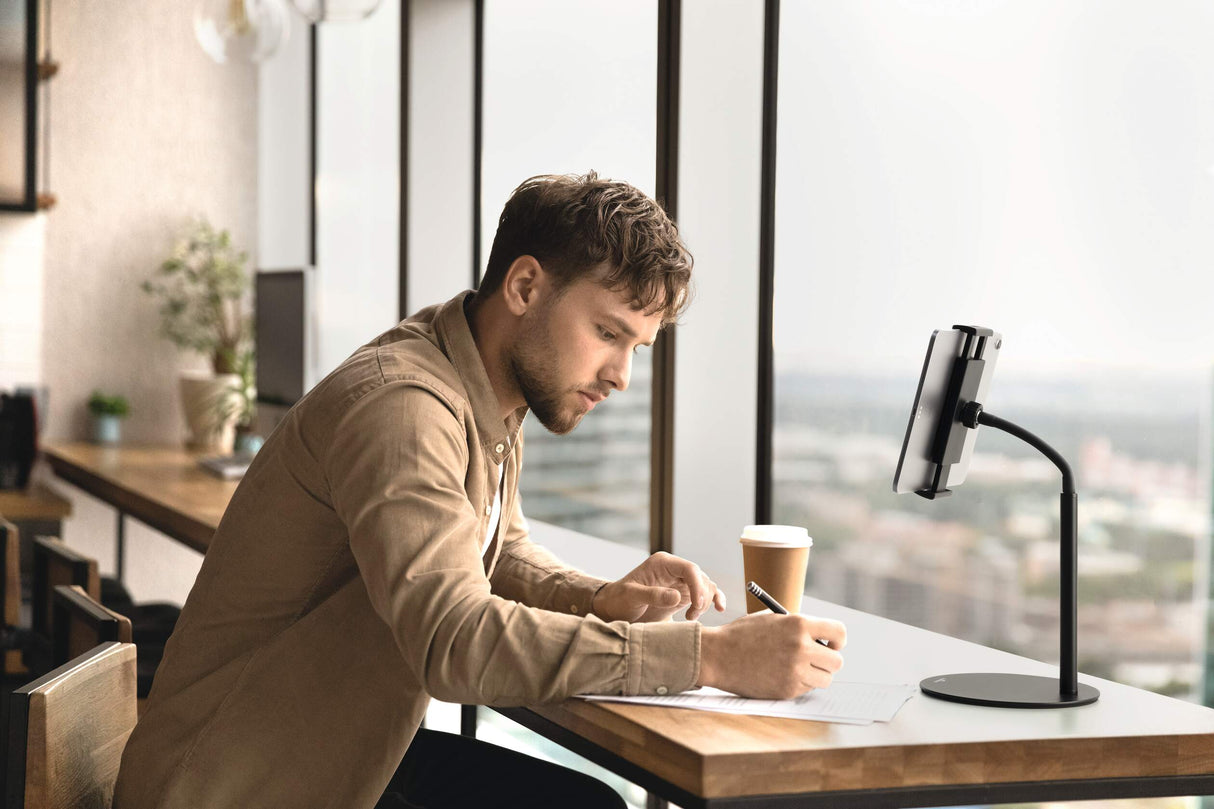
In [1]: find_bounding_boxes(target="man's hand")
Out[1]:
[592,551,727,623]
[698,613,847,699]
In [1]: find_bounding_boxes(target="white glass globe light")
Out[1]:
[288,0,384,23]
[194,0,290,64]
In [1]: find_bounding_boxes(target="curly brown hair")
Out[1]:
[477,172,693,324]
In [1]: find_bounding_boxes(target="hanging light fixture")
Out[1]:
[287,0,384,24]
[194,0,290,64]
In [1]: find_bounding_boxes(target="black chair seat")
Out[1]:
[100,576,180,646]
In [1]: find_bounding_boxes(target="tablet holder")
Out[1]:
[898,326,1099,708]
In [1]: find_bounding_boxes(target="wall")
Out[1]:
[0,214,44,392]
[42,0,258,445]
[34,0,258,602]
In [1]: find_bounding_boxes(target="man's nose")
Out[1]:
[603,351,632,393]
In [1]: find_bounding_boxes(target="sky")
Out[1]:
[774,1,1214,377]
[480,0,656,264]
[477,1,1214,380]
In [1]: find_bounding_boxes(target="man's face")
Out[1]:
[509,275,663,435]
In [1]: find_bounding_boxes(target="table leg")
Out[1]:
[460,704,478,737]
[115,510,126,583]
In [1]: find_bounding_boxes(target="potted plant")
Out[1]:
[87,391,129,445]
[224,346,264,455]
[143,218,253,452]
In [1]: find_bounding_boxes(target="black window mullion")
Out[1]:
[472,0,484,289]
[756,0,780,525]
[651,0,680,556]
[398,1,410,319]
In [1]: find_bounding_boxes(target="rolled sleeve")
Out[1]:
[625,620,701,696]
[489,497,609,617]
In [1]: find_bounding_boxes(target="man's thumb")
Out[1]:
[649,586,681,607]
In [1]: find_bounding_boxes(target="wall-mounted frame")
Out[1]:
[0,0,37,212]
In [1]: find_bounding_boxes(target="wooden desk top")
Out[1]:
[41,442,236,554]
[512,596,1214,802]
[0,483,72,522]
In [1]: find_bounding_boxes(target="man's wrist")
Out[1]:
[590,580,611,620]
[697,625,719,688]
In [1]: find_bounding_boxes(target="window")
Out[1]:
[773,0,1214,725]
[480,0,657,549]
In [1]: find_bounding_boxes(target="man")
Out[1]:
[114,173,846,809]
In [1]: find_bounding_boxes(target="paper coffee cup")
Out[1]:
[740,525,813,615]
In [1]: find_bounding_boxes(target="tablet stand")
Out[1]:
[915,337,1099,707]
[918,401,1099,707]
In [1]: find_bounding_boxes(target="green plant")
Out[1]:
[142,218,252,375]
[87,391,130,418]
[218,346,258,429]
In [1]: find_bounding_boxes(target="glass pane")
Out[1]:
[481,0,657,549]
[0,0,28,203]
[774,0,1214,730]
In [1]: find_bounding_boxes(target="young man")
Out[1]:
[114,173,846,809]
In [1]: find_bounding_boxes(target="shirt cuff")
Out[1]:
[624,621,701,696]
[557,569,610,617]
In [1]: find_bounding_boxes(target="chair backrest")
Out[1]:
[31,538,99,641]
[1,519,18,630]
[1,518,22,676]
[51,586,132,668]
[5,641,137,809]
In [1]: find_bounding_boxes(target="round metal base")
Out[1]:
[920,672,1100,708]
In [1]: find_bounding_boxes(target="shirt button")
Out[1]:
[656,686,669,696]
[494,443,504,454]
[570,604,579,614]
[484,504,492,516]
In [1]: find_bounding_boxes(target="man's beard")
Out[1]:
[508,315,586,435]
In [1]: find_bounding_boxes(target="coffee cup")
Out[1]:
[740,525,812,614]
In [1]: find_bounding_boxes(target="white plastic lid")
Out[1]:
[739,524,812,548]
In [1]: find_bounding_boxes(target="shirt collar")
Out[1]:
[433,291,525,464]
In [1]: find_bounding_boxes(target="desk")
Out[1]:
[41,442,235,575]
[497,596,1214,808]
[35,443,1214,805]
[0,480,72,578]
[0,483,72,534]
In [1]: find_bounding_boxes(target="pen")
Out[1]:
[746,581,832,647]
[746,580,788,614]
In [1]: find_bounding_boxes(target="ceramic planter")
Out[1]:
[179,371,241,453]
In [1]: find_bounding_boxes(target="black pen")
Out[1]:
[746,581,832,647]
[746,580,788,614]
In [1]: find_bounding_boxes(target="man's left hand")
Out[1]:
[592,552,727,623]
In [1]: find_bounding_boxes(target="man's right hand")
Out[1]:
[697,613,847,700]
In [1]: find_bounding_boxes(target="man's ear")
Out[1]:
[501,255,546,316]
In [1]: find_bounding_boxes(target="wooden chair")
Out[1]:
[30,539,172,698]
[1,519,23,675]
[4,641,137,809]
[48,586,156,713]
[1,517,35,675]
[30,538,98,643]
[2,520,17,630]
[32,534,180,650]
[51,586,132,669]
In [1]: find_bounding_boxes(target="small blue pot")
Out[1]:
[234,431,264,455]
[92,414,123,445]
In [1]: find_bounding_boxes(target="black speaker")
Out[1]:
[0,392,37,490]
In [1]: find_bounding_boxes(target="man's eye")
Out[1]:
[599,327,616,342]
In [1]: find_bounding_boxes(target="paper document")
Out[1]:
[579,681,916,725]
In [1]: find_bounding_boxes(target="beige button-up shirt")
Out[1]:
[114,292,700,809]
